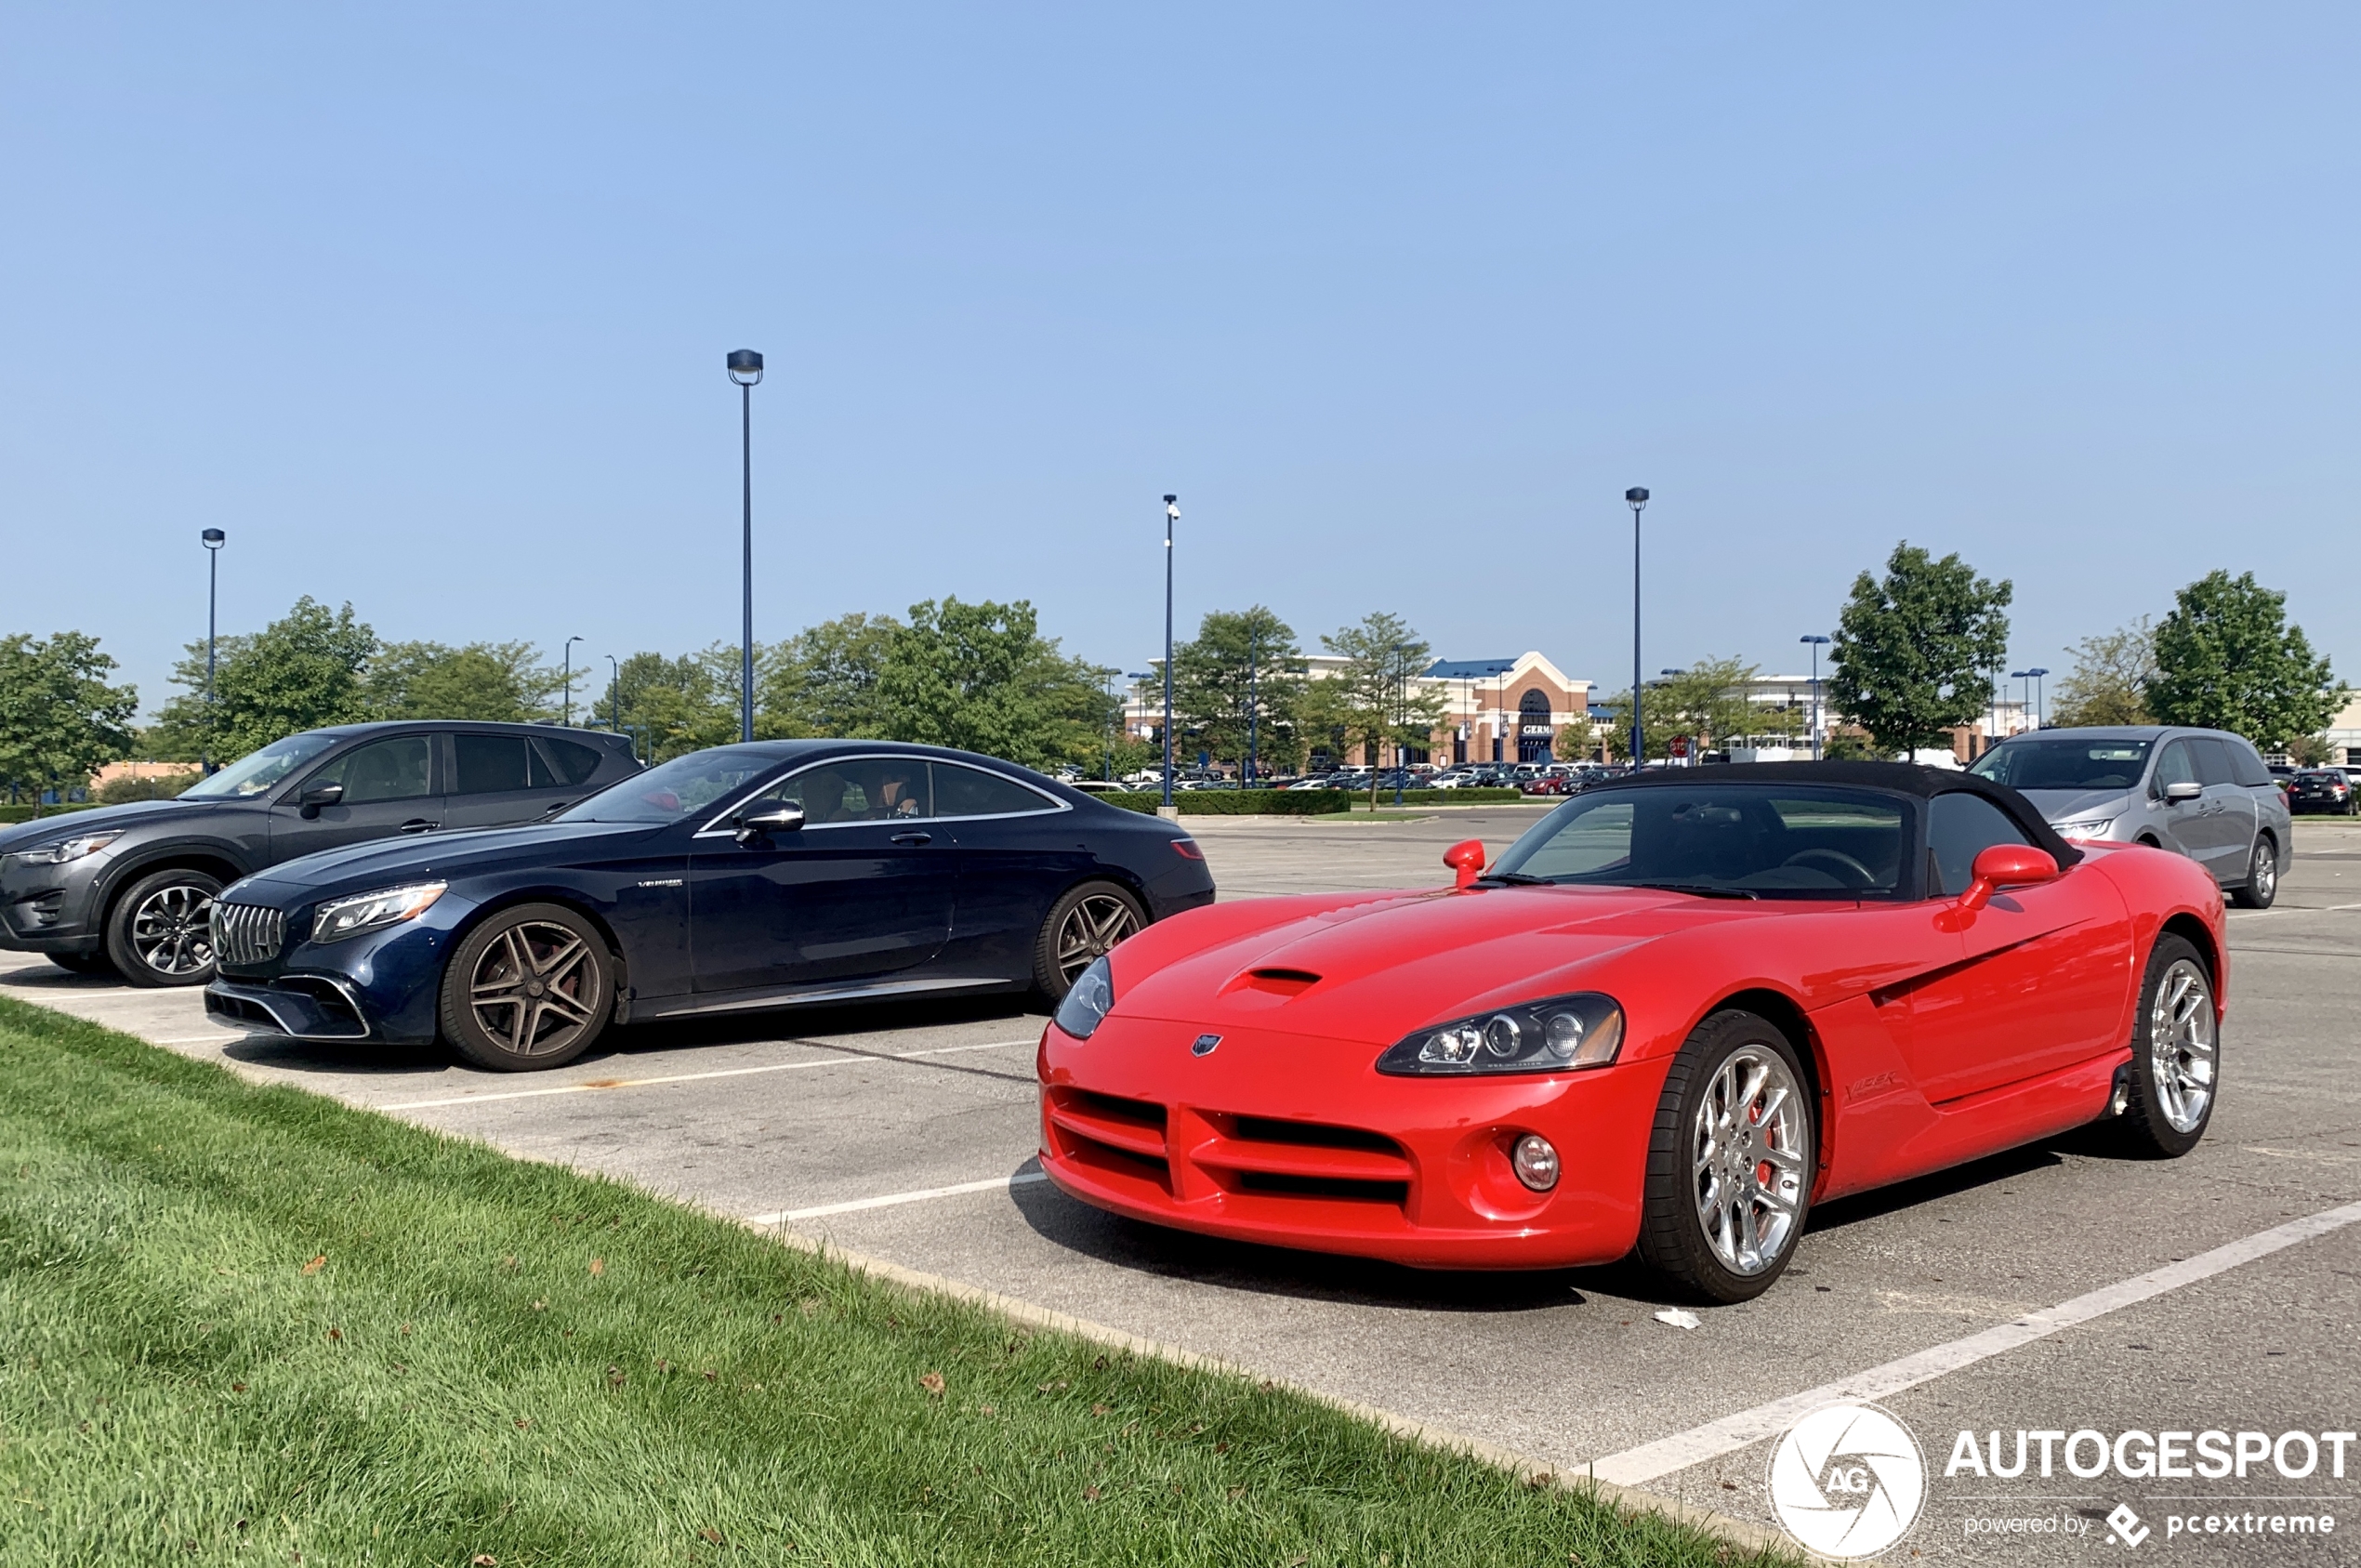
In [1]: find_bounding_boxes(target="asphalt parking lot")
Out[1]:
[6,803,2357,1563]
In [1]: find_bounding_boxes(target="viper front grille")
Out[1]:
[210,902,285,968]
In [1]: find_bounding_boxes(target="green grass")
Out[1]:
[0,997,1782,1568]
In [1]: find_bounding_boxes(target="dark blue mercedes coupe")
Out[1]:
[203,742,1214,1070]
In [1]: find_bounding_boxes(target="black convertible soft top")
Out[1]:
[1587,761,2082,870]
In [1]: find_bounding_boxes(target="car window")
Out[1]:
[1968,738,2151,791]
[931,763,1054,819]
[2152,741,2197,794]
[454,733,541,795]
[538,736,606,785]
[305,735,433,805]
[2226,740,2275,788]
[1926,792,2035,897]
[180,731,341,798]
[2187,737,2236,787]
[556,746,776,824]
[1491,785,1905,896]
[752,759,932,825]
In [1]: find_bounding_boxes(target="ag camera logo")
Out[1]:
[1768,1402,1927,1558]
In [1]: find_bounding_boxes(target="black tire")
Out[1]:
[103,867,225,987]
[1637,1009,1817,1305]
[2111,934,2217,1158]
[1032,881,1146,1003]
[46,950,116,978]
[2228,836,2278,909]
[438,903,613,1072]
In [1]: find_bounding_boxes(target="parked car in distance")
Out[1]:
[2288,769,2357,816]
[204,742,1216,1070]
[1966,726,2290,907]
[0,721,640,987]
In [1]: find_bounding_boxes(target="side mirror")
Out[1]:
[297,782,344,819]
[734,802,806,844]
[1444,838,1486,889]
[2160,780,2202,803]
[1959,843,2059,914]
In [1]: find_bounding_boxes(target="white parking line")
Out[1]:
[1589,1200,2361,1487]
[747,1169,1049,1227]
[377,1037,1036,1111]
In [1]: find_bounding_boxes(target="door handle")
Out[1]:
[890,832,933,846]
[400,819,440,834]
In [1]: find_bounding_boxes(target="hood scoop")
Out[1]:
[1222,967,1323,999]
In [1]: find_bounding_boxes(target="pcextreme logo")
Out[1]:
[1767,1402,1927,1559]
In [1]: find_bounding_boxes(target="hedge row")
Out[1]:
[0,802,105,826]
[1093,790,1352,815]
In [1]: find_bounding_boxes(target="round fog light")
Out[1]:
[1510,1133,1560,1192]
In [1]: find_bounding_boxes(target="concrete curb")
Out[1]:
[753,1218,1813,1564]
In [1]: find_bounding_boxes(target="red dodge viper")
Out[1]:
[1036,763,2226,1302]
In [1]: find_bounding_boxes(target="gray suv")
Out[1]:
[1967,725,2290,907]
[0,721,640,986]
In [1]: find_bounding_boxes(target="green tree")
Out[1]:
[2288,733,2336,768]
[150,598,379,765]
[1319,613,1447,804]
[2051,619,2157,728]
[1829,543,2012,755]
[594,650,740,762]
[0,632,139,813]
[2145,572,2342,750]
[875,598,1099,771]
[1171,607,1309,777]
[760,612,900,738]
[368,640,562,723]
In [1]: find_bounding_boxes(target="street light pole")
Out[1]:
[1625,488,1649,767]
[200,529,226,773]
[561,636,584,727]
[606,654,621,740]
[1800,634,1830,759]
[726,349,764,743]
[1162,495,1178,809]
[2027,667,2050,730]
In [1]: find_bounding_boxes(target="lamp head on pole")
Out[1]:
[726,349,764,387]
[201,528,226,550]
[1625,487,1649,511]
[2027,666,2049,679]
[1164,494,1179,519]
[2010,669,2028,679]
[1800,634,1828,646]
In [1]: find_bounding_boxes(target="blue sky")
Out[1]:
[4,4,2355,714]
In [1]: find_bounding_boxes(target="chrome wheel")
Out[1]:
[1054,893,1140,987]
[1691,1044,1808,1276]
[129,883,216,977]
[2149,957,2216,1134]
[2250,841,2276,904]
[468,920,601,1058]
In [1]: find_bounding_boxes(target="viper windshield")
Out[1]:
[1488,784,1906,897]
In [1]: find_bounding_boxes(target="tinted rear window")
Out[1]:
[2225,739,2275,788]
[2189,737,2236,787]
[455,734,534,795]
[539,736,606,784]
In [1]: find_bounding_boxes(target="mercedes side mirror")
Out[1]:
[2160,780,2202,803]
[297,782,344,819]
[734,802,806,844]
[1959,843,2059,914]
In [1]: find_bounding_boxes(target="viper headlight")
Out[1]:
[1377,993,1624,1076]
[1054,955,1115,1039]
[13,830,124,866]
[310,881,446,943]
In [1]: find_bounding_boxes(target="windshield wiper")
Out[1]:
[1473,871,1555,886]
[1624,881,1759,900]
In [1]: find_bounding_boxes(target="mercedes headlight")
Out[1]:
[1377,993,1624,1076]
[1054,955,1115,1040]
[2055,816,2118,840]
[310,882,447,943]
[12,831,124,866]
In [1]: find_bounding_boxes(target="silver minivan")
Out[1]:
[1967,725,2291,907]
